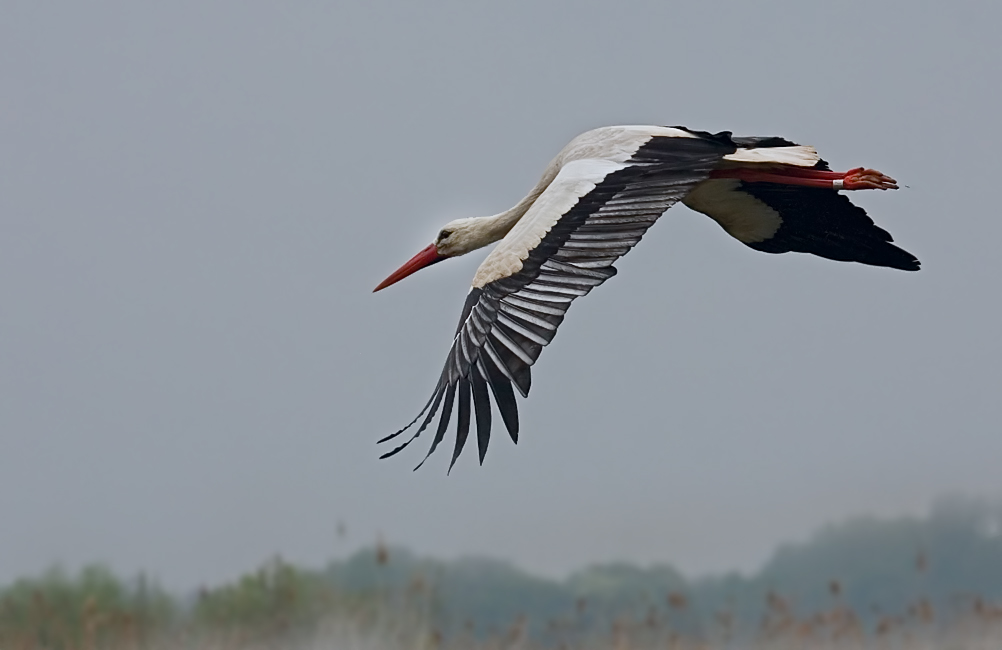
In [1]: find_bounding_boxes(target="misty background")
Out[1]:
[2,2,1000,592]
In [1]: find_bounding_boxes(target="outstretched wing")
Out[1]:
[739,179,920,270]
[684,140,920,271]
[380,132,734,470]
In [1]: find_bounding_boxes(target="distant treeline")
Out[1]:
[322,496,1002,639]
[3,496,1001,647]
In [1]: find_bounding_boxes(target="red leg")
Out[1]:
[710,166,898,190]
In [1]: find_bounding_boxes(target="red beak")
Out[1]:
[373,243,444,292]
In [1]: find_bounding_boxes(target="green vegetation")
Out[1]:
[0,557,430,650]
[3,497,1001,649]
[0,565,173,649]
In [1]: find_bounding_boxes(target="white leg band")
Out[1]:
[832,179,845,190]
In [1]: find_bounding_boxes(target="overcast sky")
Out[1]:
[2,2,1000,591]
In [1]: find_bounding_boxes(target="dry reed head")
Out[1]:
[667,592,687,609]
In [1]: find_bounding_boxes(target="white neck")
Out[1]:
[445,159,560,256]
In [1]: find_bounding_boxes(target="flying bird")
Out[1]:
[373,125,918,470]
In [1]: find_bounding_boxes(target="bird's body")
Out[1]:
[374,125,918,470]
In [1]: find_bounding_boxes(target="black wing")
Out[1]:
[380,133,735,470]
[688,137,919,270]
[740,176,920,271]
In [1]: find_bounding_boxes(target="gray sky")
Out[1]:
[2,2,1000,591]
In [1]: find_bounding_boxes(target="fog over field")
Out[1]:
[2,1,1001,593]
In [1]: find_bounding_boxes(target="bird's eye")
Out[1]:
[438,229,452,241]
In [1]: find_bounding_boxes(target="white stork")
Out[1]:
[373,125,918,470]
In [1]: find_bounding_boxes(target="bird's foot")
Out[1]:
[841,167,898,190]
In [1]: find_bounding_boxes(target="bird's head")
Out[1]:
[373,217,490,292]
